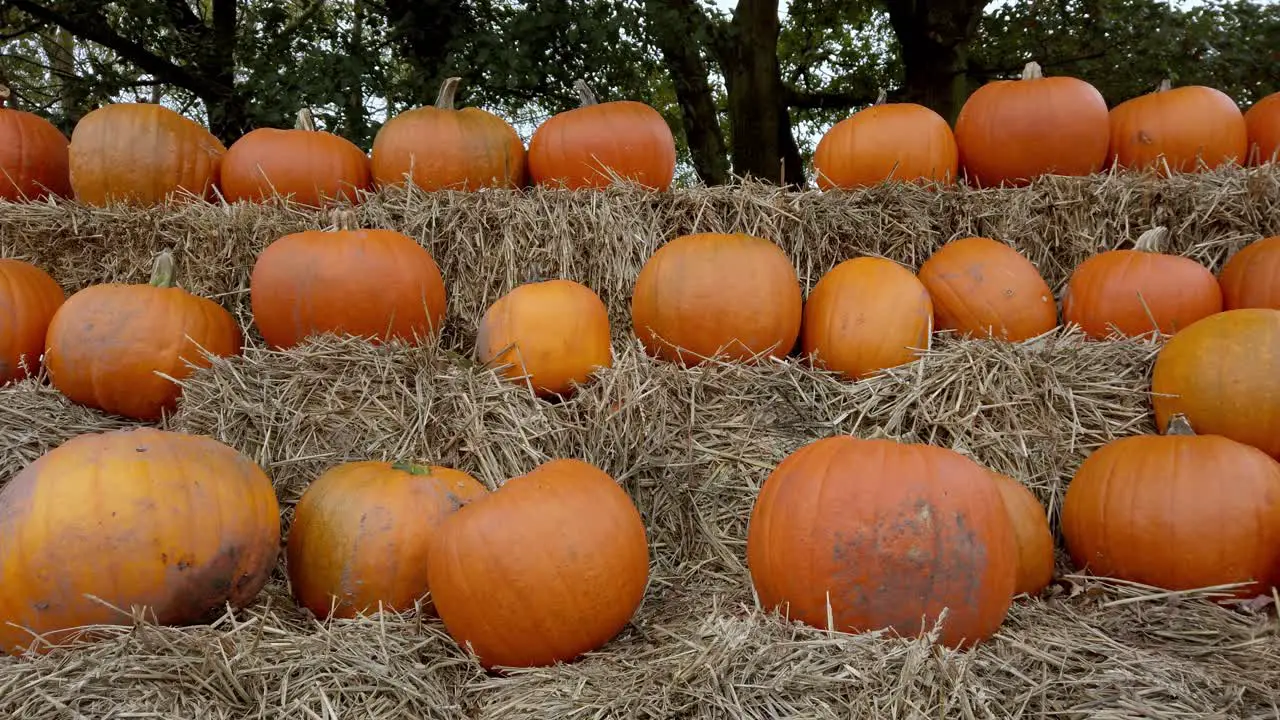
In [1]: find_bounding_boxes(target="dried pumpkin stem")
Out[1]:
[1021,61,1044,80]
[150,250,177,289]
[0,84,10,108]
[1166,414,1196,436]
[573,79,599,107]
[295,108,316,132]
[435,77,462,110]
[874,88,887,106]
[391,460,432,475]
[1157,79,1172,92]
[328,208,358,231]
[1133,226,1169,253]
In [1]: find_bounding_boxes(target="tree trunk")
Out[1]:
[38,29,88,134]
[344,0,370,145]
[884,0,988,124]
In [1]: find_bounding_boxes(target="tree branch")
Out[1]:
[163,0,207,35]
[783,84,882,110]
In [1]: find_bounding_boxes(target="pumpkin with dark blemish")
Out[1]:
[746,435,1018,648]
[916,236,1057,342]
[0,427,280,655]
[286,460,488,620]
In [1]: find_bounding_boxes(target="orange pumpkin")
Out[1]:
[989,472,1055,596]
[1062,415,1280,598]
[0,84,71,200]
[427,458,649,669]
[801,256,933,380]
[0,427,280,655]
[1246,91,1280,165]
[631,232,802,366]
[0,258,65,385]
[1151,308,1280,460]
[1061,228,1222,339]
[371,77,526,191]
[44,251,242,421]
[529,80,676,190]
[1108,80,1248,173]
[476,279,612,398]
[68,103,225,206]
[249,212,448,349]
[220,108,371,206]
[746,435,1017,648]
[813,90,957,190]
[286,461,488,620]
[1220,236,1280,310]
[953,62,1110,188]
[917,237,1057,342]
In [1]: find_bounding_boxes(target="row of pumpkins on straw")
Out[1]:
[2,64,1280,206]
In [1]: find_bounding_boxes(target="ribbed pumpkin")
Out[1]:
[529,80,676,191]
[220,108,371,206]
[44,251,242,421]
[953,62,1110,188]
[370,77,526,191]
[68,103,225,206]
[249,212,448,349]
[1246,91,1280,165]
[427,458,649,669]
[0,259,65,385]
[1061,228,1222,339]
[813,90,958,190]
[0,84,71,201]
[1108,80,1248,173]
[632,233,801,366]
[1151,308,1280,460]
[0,427,280,655]
[1062,415,1280,598]
[801,257,933,380]
[917,237,1057,342]
[1220,236,1280,310]
[989,472,1055,596]
[746,435,1017,648]
[476,279,612,398]
[287,461,488,620]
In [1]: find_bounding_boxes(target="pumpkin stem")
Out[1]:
[295,108,316,132]
[874,88,887,106]
[150,250,177,289]
[1133,226,1169,253]
[391,460,433,475]
[1021,61,1044,80]
[1166,413,1196,436]
[1157,78,1172,92]
[329,209,359,231]
[573,79,599,107]
[435,77,462,110]
[0,84,9,108]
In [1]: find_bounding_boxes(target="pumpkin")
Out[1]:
[44,251,242,421]
[0,84,71,200]
[631,232,802,366]
[528,79,676,190]
[1220,236,1280,310]
[0,259,65,385]
[953,62,1110,188]
[476,279,612,398]
[917,237,1057,342]
[68,102,225,206]
[249,211,448,349]
[220,108,371,206]
[370,77,526,191]
[286,461,488,620]
[1061,415,1280,598]
[427,458,649,669]
[1061,227,1222,339]
[989,472,1055,596]
[1108,80,1248,173]
[746,435,1017,648]
[1151,308,1280,460]
[801,256,933,380]
[1246,91,1280,165]
[813,90,958,190]
[0,427,280,655]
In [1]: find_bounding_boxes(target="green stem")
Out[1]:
[391,460,432,475]
[150,250,177,288]
[435,77,461,110]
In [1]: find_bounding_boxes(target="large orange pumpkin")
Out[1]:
[1060,228,1222,339]
[1108,80,1248,173]
[249,213,448,349]
[989,472,1055,596]
[68,103,225,206]
[0,84,71,201]
[0,427,280,655]
[1246,91,1280,165]
[801,257,933,380]
[220,108,371,206]
[476,279,612,398]
[528,80,676,190]
[917,237,1057,342]
[746,435,1017,648]
[1151,308,1280,460]
[370,77,527,191]
[1220,236,1280,310]
[631,232,802,365]
[1062,415,1280,598]
[286,461,488,620]
[44,251,242,421]
[953,62,1110,188]
[0,258,65,385]
[813,90,957,190]
[427,458,649,669]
